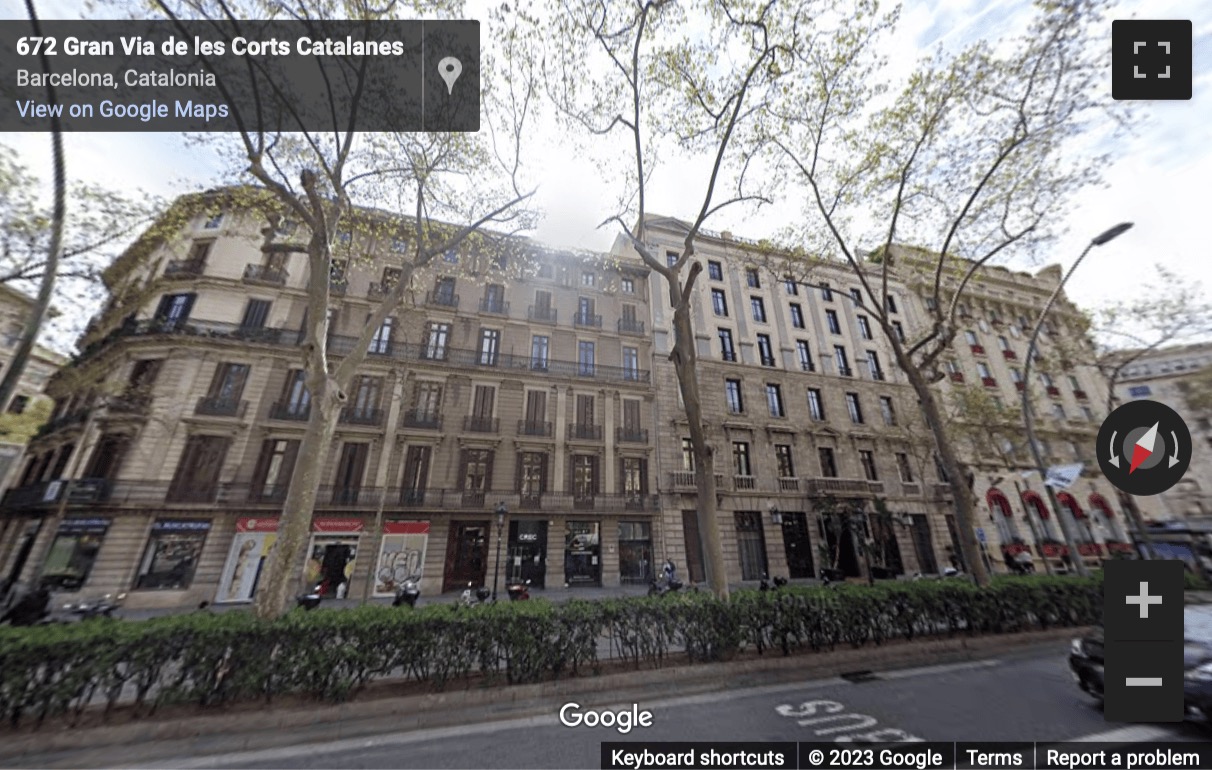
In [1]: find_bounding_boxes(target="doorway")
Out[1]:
[563,521,600,586]
[818,514,862,578]
[780,512,815,579]
[507,520,547,588]
[443,521,488,591]
[306,536,359,598]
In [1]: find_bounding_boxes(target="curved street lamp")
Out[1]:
[1020,223,1133,577]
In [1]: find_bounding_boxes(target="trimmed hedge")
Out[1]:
[0,576,1101,728]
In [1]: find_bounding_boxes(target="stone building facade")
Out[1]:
[0,195,660,609]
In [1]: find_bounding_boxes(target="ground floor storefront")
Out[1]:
[0,507,661,610]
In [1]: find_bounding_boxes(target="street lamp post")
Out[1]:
[1020,223,1132,578]
[492,502,507,603]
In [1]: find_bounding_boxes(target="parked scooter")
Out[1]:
[60,592,126,621]
[296,582,323,610]
[460,582,492,607]
[506,579,531,601]
[759,573,789,591]
[648,559,683,597]
[392,577,421,608]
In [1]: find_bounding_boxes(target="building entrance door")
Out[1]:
[780,512,814,579]
[507,520,547,588]
[443,521,488,592]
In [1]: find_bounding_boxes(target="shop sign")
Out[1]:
[313,517,364,533]
[152,519,212,532]
[58,517,112,534]
[518,532,539,542]
[236,517,280,533]
[384,521,429,535]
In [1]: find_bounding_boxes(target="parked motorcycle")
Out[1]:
[296,583,323,610]
[60,592,126,621]
[460,582,492,607]
[506,579,531,601]
[393,577,421,608]
[759,573,789,591]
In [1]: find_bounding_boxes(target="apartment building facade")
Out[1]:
[895,248,1167,573]
[625,219,962,585]
[0,195,661,609]
[1110,341,1212,518]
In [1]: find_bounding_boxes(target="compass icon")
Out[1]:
[1097,400,1192,496]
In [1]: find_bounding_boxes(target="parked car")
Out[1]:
[1069,605,1212,723]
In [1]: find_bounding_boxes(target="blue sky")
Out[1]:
[3,0,1209,348]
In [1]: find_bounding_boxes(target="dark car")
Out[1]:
[1069,605,1212,722]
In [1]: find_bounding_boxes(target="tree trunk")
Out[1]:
[252,380,340,619]
[671,298,728,599]
[899,362,991,586]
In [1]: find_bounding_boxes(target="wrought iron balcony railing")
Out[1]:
[401,409,441,430]
[517,420,553,437]
[195,396,247,418]
[243,264,289,286]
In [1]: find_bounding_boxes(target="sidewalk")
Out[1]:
[0,626,1083,768]
[116,583,665,620]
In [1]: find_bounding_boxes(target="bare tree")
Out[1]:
[765,0,1120,586]
[547,0,814,598]
[152,0,538,618]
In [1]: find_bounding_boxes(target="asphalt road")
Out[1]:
[131,641,1211,770]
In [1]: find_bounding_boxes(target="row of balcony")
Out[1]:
[88,318,652,384]
[0,479,660,513]
[662,472,949,499]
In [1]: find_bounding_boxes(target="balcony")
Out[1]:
[399,489,427,507]
[463,415,499,433]
[778,478,799,492]
[400,409,441,430]
[1046,386,1060,397]
[734,475,757,491]
[806,478,878,495]
[800,361,815,372]
[367,281,397,301]
[426,291,459,309]
[869,370,886,381]
[901,481,922,496]
[970,344,985,355]
[329,277,348,296]
[106,394,151,415]
[319,485,383,506]
[949,372,965,383]
[573,312,603,328]
[981,376,997,388]
[90,319,653,384]
[480,298,510,315]
[837,366,852,377]
[164,258,206,278]
[568,423,603,441]
[616,427,649,443]
[930,483,953,500]
[269,401,310,421]
[1,478,110,510]
[1074,389,1088,400]
[518,419,553,437]
[722,352,737,362]
[339,407,384,426]
[195,396,248,418]
[528,305,557,323]
[618,318,646,335]
[247,484,287,503]
[243,264,288,286]
[1001,349,1017,360]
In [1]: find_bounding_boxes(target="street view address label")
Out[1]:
[0,19,479,132]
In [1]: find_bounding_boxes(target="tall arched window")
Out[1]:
[1057,492,1093,543]
[986,489,1018,544]
[1022,491,1057,540]
[1088,493,1126,541]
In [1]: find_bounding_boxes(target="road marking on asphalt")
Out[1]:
[1056,724,1181,743]
[120,658,1007,769]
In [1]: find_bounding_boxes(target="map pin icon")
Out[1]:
[438,57,462,95]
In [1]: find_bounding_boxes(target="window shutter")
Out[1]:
[515,452,524,492]
[639,459,649,494]
[250,439,275,489]
[457,450,468,490]
[592,456,600,494]
[484,451,495,494]
[539,454,548,492]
